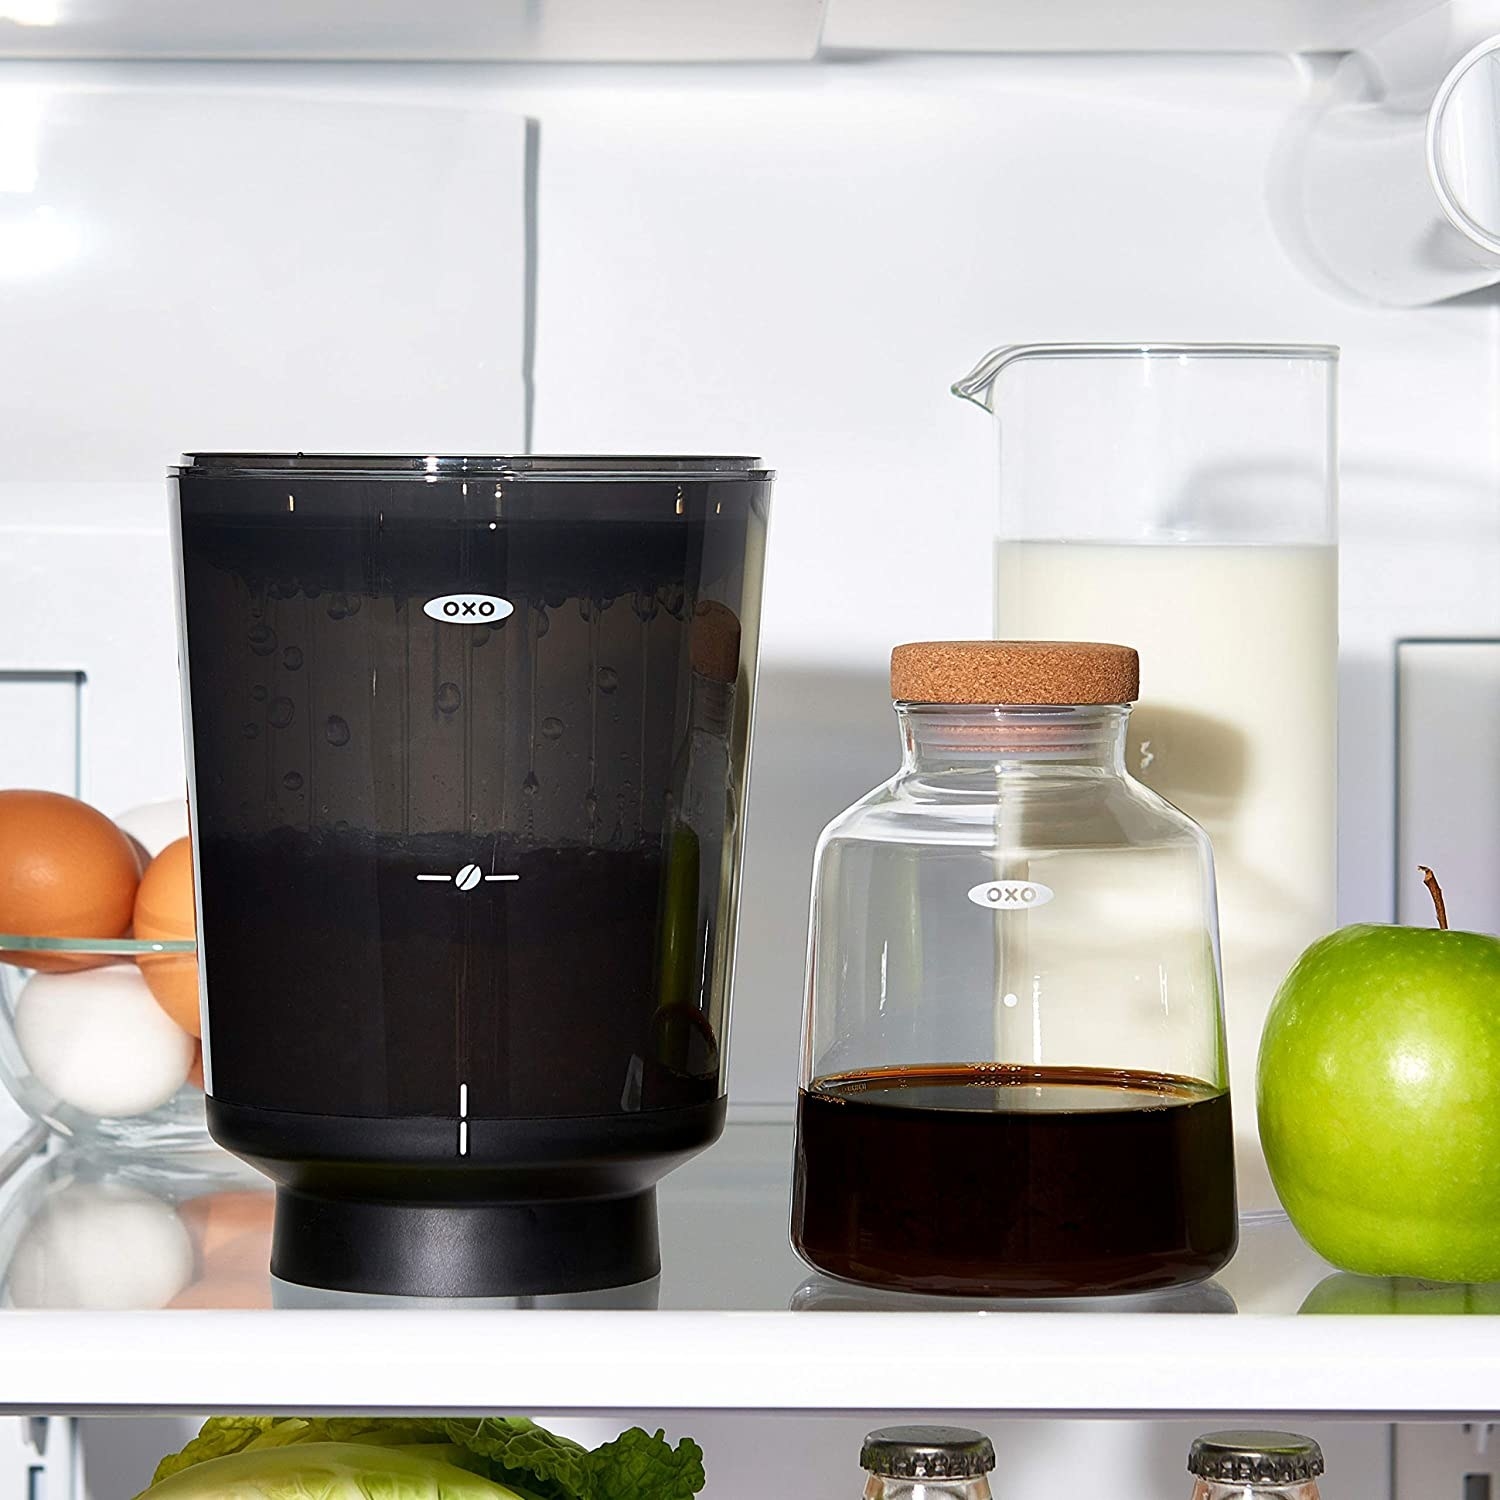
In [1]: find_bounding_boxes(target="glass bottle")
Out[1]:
[791,640,1237,1297]
[954,344,1337,1212]
[1187,1431,1324,1500]
[860,1427,995,1500]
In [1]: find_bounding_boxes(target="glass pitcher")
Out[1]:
[954,343,1338,1210]
[791,640,1236,1297]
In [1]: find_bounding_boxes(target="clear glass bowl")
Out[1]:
[0,935,211,1153]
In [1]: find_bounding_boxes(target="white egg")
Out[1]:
[113,799,190,859]
[7,1182,194,1310]
[16,966,195,1117]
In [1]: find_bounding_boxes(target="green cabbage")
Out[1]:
[140,1418,706,1500]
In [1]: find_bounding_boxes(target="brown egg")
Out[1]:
[0,790,141,972]
[133,837,201,1036]
[123,833,153,877]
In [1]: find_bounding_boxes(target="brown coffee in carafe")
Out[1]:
[793,1064,1235,1296]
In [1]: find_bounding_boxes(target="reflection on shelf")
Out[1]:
[1301,1273,1500,1316]
[3,1120,1497,1319]
[0,1146,269,1310]
[271,1275,661,1312]
[791,1274,1237,1314]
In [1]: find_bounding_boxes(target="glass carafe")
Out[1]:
[791,641,1237,1297]
[954,343,1337,1211]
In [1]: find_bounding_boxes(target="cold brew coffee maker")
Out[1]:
[172,455,769,1296]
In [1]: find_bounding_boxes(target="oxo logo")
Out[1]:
[966,879,1055,910]
[423,593,515,625]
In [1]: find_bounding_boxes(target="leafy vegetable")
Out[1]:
[585,1429,707,1500]
[144,1442,526,1500]
[142,1418,706,1500]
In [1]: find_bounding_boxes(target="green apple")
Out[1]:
[1300,1272,1500,1314]
[1258,872,1500,1282]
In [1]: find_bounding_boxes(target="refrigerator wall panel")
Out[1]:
[1397,639,1500,933]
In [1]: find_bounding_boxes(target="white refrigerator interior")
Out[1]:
[0,30,1497,1500]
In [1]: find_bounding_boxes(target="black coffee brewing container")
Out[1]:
[171,456,770,1296]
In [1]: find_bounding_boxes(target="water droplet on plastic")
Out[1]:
[436,682,462,714]
[251,685,268,703]
[282,646,303,670]
[632,591,658,622]
[660,583,686,619]
[247,623,277,657]
[522,771,540,796]
[241,722,259,740]
[534,608,550,638]
[334,819,351,833]
[597,667,618,694]
[268,697,295,729]
[282,771,304,792]
[541,716,564,740]
[325,715,351,747]
[578,597,594,623]
[585,788,599,822]
[327,593,359,621]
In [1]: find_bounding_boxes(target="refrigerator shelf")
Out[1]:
[0,1116,1497,1417]
[0,0,1467,61]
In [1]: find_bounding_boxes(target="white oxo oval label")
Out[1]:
[967,880,1055,910]
[423,593,514,625]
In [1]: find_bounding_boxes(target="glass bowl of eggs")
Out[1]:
[0,791,212,1153]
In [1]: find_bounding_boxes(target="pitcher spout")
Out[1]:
[951,345,1050,411]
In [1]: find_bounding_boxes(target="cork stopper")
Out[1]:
[690,600,742,685]
[890,641,1139,705]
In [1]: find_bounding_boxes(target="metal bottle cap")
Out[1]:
[1188,1431,1324,1485]
[861,1426,996,1480]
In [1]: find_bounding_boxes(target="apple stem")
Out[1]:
[1419,865,1450,930]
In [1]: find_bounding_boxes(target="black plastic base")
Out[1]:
[271,1185,660,1298]
[207,1094,724,1298]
